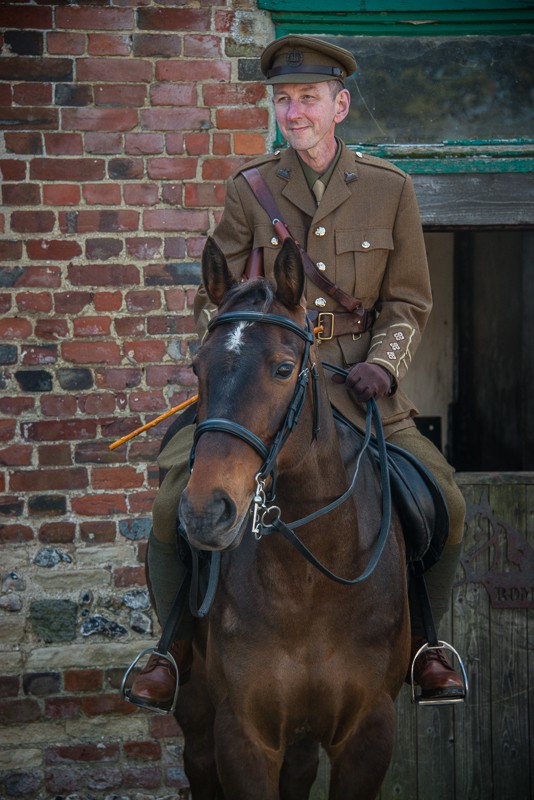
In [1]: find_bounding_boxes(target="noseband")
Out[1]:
[190,311,319,495]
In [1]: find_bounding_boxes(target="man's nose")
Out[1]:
[286,100,301,120]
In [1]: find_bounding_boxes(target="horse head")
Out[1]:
[179,236,314,552]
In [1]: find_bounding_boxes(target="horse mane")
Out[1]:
[218,278,275,315]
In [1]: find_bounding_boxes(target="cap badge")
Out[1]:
[286,48,304,67]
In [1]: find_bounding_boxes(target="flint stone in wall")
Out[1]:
[123,589,150,610]
[2,571,26,592]
[0,593,23,611]
[33,547,72,567]
[30,599,77,642]
[80,615,127,638]
[130,610,152,635]
[119,517,151,541]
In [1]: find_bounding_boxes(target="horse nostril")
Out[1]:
[213,492,236,529]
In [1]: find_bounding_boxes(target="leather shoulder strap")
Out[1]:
[241,167,365,315]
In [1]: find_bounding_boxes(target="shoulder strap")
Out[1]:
[242,167,365,315]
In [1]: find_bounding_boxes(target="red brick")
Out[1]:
[140,107,209,132]
[44,133,83,156]
[62,341,121,365]
[215,9,234,32]
[0,240,23,260]
[4,132,42,155]
[82,183,120,205]
[133,33,182,58]
[0,675,20,698]
[10,266,61,288]
[122,341,166,363]
[234,132,266,155]
[0,445,32,467]
[202,156,247,180]
[10,468,88,493]
[149,714,181,739]
[78,393,116,415]
[161,183,182,205]
[38,521,75,544]
[46,31,85,55]
[0,524,34,544]
[129,491,157,516]
[46,741,118,764]
[156,58,230,83]
[183,33,222,58]
[217,107,269,130]
[143,209,208,232]
[150,83,196,106]
[44,696,82,720]
[184,132,209,155]
[164,289,186,312]
[165,133,184,155]
[60,210,139,234]
[0,698,41,725]
[56,7,134,31]
[0,420,17,441]
[0,159,26,181]
[68,262,139,286]
[94,367,142,390]
[123,765,162,789]
[3,183,40,206]
[92,466,144,491]
[0,84,11,106]
[85,132,123,154]
[0,293,12,312]
[204,83,265,106]
[138,8,210,32]
[162,237,187,259]
[95,84,147,107]
[125,133,164,155]
[88,33,132,56]
[54,291,92,314]
[62,107,137,132]
[43,183,81,206]
[0,318,32,339]
[38,444,71,467]
[15,292,53,313]
[81,693,136,716]
[72,494,127,516]
[126,237,162,260]
[114,317,145,337]
[11,210,55,233]
[184,182,226,208]
[27,239,82,261]
[21,344,58,366]
[93,291,123,312]
[22,419,98,442]
[13,83,52,106]
[85,238,123,260]
[124,740,162,760]
[129,391,166,412]
[124,291,160,312]
[31,157,105,182]
[123,184,159,206]
[113,566,146,587]
[64,669,103,693]
[109,158,144,180]
[80,520,116,543]
[40,395,77,416]
[0,397,34,415]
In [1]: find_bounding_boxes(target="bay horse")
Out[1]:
[176,236,410,799]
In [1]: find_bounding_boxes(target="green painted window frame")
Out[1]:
[258,0,534,173]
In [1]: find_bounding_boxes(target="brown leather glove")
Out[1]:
[332,363,393,402]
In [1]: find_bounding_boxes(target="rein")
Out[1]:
[190,310,392,587]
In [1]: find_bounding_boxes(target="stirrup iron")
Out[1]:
[410,640,468,706]
[120,646,179,714]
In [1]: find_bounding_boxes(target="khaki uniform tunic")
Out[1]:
[194,142,433,438]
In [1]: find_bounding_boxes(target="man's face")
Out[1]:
[272,82,350,158]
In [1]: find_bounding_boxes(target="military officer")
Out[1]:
[128,34,466,711]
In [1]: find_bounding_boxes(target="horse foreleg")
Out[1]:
[327,695,396,800]
[213,703,282,800]
[279,738,320,800]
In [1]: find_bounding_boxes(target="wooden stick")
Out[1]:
[107,325,324,451]
[108,395,198,450]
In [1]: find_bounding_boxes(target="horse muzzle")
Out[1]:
[179,488,249,551]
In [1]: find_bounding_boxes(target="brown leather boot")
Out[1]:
[408,636,466,703]
[128,639,192,712]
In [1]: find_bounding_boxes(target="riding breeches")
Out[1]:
[149,421,465,635]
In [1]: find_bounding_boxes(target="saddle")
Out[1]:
[332,409,449,571]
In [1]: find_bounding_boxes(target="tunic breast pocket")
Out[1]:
[253,223,306,281]
[335,229,394,301]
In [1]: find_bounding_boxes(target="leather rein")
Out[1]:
[190,310,392,587]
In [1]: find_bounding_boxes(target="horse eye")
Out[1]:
[275,362,294,379]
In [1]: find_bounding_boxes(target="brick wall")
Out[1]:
[0,1,274,797]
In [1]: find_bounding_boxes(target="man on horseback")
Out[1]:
[126,34,466,712]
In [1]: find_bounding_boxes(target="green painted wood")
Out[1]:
[259,0,531,10]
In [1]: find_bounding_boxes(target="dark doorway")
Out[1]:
[451,230,534,471]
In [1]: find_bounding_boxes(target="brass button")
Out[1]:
[314,297,327,308]
[314,226,326,237]
[316,261,326,271]
[271,237,279,246]
[362,240,370,249]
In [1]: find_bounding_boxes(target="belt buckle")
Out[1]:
[317,312,334,341]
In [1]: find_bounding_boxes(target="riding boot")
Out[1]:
[129,639,193,712]
[407,635,466,701]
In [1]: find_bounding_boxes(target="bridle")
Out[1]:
[189,309,392,587]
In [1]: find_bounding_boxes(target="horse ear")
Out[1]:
[274,239,305,309]
[202,237,237,306]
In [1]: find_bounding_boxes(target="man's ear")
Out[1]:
[334,88,350,124]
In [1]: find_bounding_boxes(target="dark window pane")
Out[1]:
[326,35,534,144]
